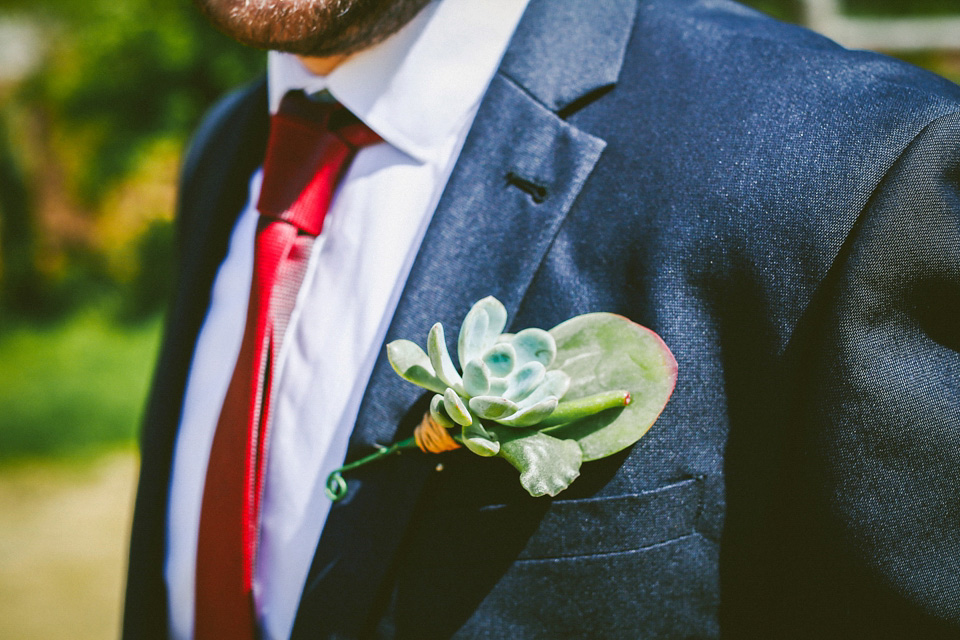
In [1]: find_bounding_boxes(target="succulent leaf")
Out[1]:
[503,361,547,403]
[515,370,571,410]
[427,323,463,392]
[488,376,509,397]
[548,312,678,461]
[469,395,520,420]
[429,394,456,429]
[462,421,500,457]
[457,308,488,370]
[443,388,473,426]
[386,340,446,394]
[540,390,631,428]
[509,328,557,368]
[462,359,491,397]
[495,429,582,497]
[458,296,508,369]
[482,343,516,377]
[496,396,559,427]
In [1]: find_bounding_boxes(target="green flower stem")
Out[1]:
[539,390,631,428]
[325,436,415,501]
[324,433,464,501]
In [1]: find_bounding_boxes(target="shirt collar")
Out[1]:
[268,0,530,163]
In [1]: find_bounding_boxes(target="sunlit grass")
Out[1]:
[0,309,162,462]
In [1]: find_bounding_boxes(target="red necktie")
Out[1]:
[194,91,380,640]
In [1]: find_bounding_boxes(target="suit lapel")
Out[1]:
[292,0,638,636]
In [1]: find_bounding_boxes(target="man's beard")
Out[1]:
[192,0,433,57]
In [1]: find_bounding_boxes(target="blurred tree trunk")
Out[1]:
[0,105,42,315]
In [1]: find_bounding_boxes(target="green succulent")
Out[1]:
[325,296,676,500]
[387,296,570,457]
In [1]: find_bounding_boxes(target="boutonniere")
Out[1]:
[325,296,677,500]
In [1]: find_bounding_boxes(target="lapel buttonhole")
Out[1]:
[505,171,548,204]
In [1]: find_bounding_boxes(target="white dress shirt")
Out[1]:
[164,1,530,638]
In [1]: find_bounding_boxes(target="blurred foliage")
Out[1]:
[743,0,804,22]
[743,0,960,21]
[0,0,262,461]
[118,217,176,320]
[0,308,161,461]
[9,0,265,205]
[0,109,40,311]
[0,0,263,323]
[845,0,960,17]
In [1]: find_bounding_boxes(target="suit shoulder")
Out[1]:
[608,0,960,174]
[631,0,960,115]
[173,77,268,245]
[179,77,268,196]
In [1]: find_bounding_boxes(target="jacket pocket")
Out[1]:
[454,532,719,639]
[512,476,705,560]
[383,477,717,639]
[410,475,706,561]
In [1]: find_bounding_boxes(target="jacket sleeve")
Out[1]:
[789,109,960,637]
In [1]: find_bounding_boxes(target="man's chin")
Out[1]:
[192,0,433,57]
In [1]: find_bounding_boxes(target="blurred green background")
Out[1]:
[0,0,957,638]
[0,1,263,636]
[0,0,264,463]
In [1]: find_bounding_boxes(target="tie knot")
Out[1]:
[256,90,381,235]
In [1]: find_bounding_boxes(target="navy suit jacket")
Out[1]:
[124,0,960,637]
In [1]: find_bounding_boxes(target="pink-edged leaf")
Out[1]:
[545,313,677,461]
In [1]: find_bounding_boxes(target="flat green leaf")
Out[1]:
[494,428,582,497]
[428,323,463,392]
[462,421,500,457]
[545,313,677,461]
[386,340,446,393]
[458,296,507,369]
